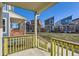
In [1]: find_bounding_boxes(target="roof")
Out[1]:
[45,16,54,22]
[72,18,79,21]
[61,16,72,21]
[3,2,57,13]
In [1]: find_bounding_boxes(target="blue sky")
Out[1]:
[14,2,79,27]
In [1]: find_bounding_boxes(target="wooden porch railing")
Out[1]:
[3,35,79,56]
[3,35,36,56]
[50,37,79,56]
[37,36,48,51]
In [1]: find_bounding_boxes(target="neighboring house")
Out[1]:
[26,21,31,32]
[31,20,34,32]
[45,16,54,32]
[55,16,73,33]
[31,19,42,32]
[72,18,79,32]
[61,16,72,25]
[37,20,42,32]
[55,20,61,32]
[41,27,46,32]
[2,4,26,36]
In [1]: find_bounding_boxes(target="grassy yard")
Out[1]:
[38,33,79,43]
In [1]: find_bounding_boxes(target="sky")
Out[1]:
[14,2,79,27]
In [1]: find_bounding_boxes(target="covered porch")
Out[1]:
[0,2,79,56]
[10,14,26,36]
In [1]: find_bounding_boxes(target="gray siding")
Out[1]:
[3,12,9,36]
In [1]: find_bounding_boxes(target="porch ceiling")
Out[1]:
[9,11,26,19]
[4,2,57,13]
[10,17,25,24]
[0,3,3,7]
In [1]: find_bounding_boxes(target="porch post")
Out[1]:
[25,20,27,34]
[35,12,39,47]
[0,4,3,56]
[20,23,22,29]
[9,13,10,36]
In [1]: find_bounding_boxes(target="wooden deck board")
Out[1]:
[8,48,50,56]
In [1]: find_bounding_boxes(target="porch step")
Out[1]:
[8,48,50,56]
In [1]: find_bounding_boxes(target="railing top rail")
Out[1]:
[3,34,34,38]
[50,36,79,46]
[37,36,48,43]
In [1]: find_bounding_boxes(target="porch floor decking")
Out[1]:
[8,47,79,56]
[8,48,50,56]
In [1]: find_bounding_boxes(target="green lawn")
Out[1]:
[38,33,79,43]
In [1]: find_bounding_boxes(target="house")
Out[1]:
[55,20,61,32]
[45,16,54,32]
[72,18,79,32]
[55,16,73,33]
[26,21,31,32]
[2,4,26,36]
[31,19,42,32]
[41,27,46,32]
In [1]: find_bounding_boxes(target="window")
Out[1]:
[3,4,11,11]
[3,18,7,32]
[11,23,20,29]
[3,4,6,11]
[51,20,52,24]
[8,5,14,11]
[51,26,52,29]
[76,22,78,24]
[3,4,8,11]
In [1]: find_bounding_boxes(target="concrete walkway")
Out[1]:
[8,48,50,56]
